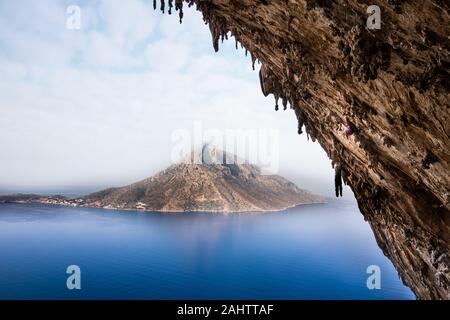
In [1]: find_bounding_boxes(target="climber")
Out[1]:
[334,163,343,197]
[345,123,356,138]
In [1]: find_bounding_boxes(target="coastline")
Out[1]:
[0,198,327,214]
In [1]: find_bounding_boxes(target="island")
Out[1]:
[0,145,325,213]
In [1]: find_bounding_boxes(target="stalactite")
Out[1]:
[168,0,173,14]
[251,53,256,70]
[209,23,220,52]
[259,69,268,97]
[306,124,317,142]
[294,107,304,134]
[335,163,343,197]
[175,0,184,24]
[274,94,279,111]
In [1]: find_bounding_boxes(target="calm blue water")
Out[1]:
[0,200,414,299]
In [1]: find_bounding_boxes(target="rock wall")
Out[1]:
[154,0,450,299]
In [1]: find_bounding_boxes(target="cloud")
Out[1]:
[0,0,336,197]
[96,0,156,46]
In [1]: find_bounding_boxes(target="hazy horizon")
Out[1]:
[0,0,353,199]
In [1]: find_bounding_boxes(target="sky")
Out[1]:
[0,0,353,199]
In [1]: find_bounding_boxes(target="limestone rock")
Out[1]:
[154,0,450,299]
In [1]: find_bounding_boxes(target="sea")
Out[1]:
[0,199,414,299]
